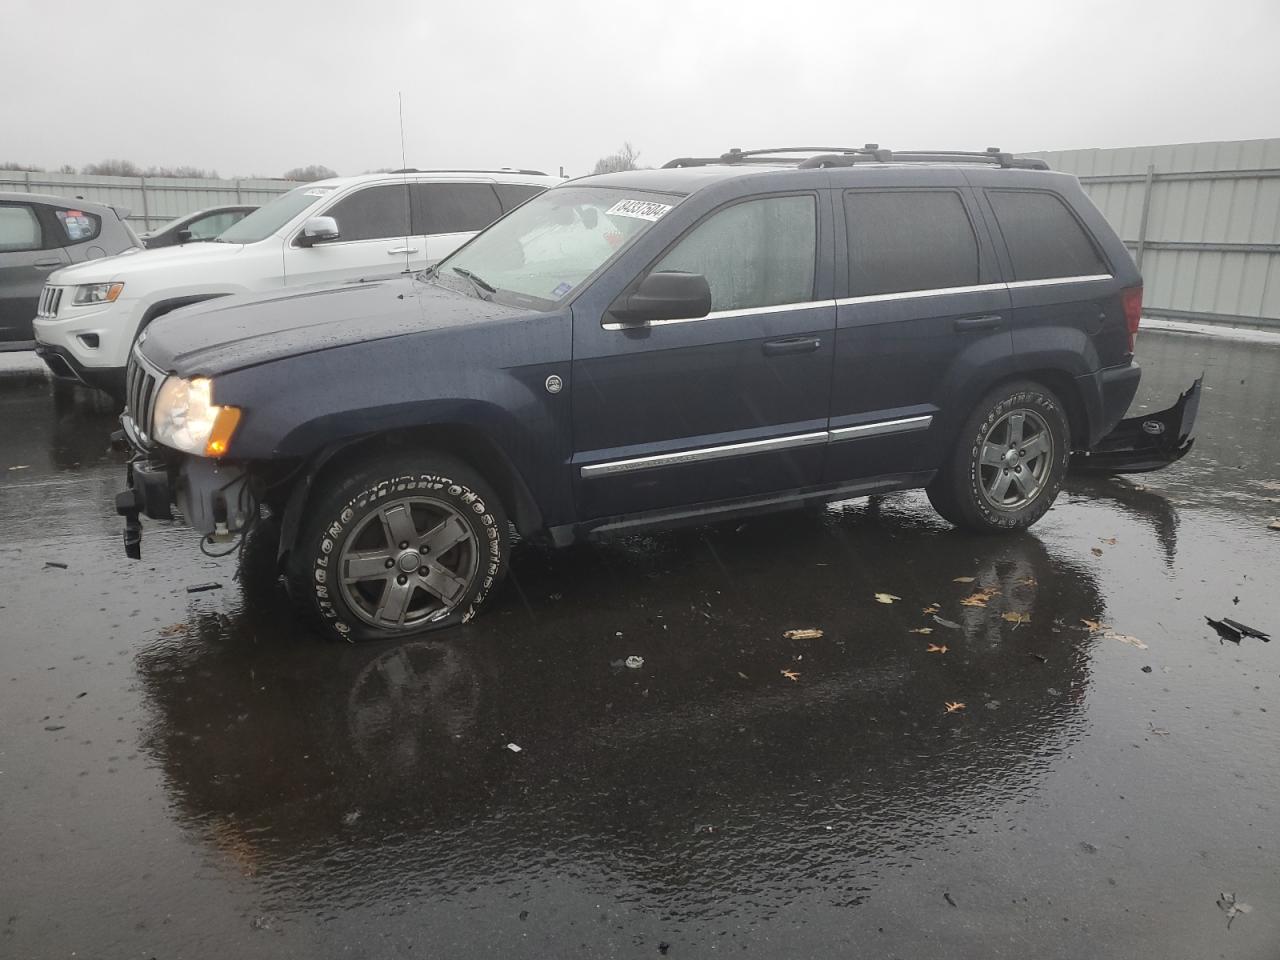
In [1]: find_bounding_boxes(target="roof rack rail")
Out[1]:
[662,145,1049,171]
[389,167,549,176]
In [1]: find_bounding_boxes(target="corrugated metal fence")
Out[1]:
[0,171,297,233]
[1029,139,1280,330]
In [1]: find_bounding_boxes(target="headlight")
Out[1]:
[72,282,125,305]
[151,376,242,457]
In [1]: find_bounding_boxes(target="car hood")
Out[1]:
[49,240,248,285]
[138,276,526,377]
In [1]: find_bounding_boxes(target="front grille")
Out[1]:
[37,285,64,318]
[124,348,164,447]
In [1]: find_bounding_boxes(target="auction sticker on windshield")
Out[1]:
[606,199,673,221]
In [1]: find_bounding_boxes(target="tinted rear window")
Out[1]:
[987,190,1109,281]
[412,183,503,235]
[844,190,979,297]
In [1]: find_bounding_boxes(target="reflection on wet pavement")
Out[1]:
[1,331,1277,959]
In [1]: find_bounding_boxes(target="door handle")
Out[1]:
[387,247,420,256]
[33,259,63,269]
[953,314,1003,332]
[762,336,822,356]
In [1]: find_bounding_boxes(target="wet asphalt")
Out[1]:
[0,331,1277,959]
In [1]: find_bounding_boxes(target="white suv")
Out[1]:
[32,169,558,394]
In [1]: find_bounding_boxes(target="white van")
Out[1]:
[32,169,558,393]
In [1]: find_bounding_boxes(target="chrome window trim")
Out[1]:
[828,414,933,441]
[835,274,1113,307]
[602,299,834,331]
[1006,273,1112,289]
[579,431,828,478]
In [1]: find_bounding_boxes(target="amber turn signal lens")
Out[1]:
[105,282,125,302]
[204,407,242,457]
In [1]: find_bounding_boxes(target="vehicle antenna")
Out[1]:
[399,91,411,274]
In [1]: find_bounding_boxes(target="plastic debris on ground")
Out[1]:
[505,742,522,753]
[186,582,223,593]
[624,655,644,669]
[1206,616,1271,644]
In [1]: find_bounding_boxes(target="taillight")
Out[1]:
[1121,286,1143,353]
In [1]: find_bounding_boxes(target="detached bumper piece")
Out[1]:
[1071,376,1202,475]
[116,458,173,559]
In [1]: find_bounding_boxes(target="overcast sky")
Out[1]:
[3,0,1278,178]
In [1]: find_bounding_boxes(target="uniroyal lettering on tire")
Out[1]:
[292,465,509,641]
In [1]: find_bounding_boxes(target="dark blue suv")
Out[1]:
[116,146,1200,641]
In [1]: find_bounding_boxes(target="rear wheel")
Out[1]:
[285,453,509,641]
[927,381,1071,533]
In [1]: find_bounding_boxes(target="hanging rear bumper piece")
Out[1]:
[1070,375,1202,475]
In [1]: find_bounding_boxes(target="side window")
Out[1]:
[987,190,1109,281]
[52,209,101,245]
[323,185,410,242]
[188,210,244,240]
[844,190,979,297]
[651,195,817,312]
[412,183,503,235]
[494,182,546,212]
[0,204,43,252]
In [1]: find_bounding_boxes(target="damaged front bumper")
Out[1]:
[114,421,256,558]
[1070,376,1202,475]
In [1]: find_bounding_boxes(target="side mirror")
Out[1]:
[609,271,711,325]
[176,228,193,243]
[298,216,340,247]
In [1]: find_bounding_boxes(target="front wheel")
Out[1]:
[285,453,509,641]
[927,381,1071,533]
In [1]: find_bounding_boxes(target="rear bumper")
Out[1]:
[1070,376,1202,475]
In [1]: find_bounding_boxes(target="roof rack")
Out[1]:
[662,145,1049,171]
[389,167,549,176]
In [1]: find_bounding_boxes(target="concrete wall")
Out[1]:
[1028,140,1280,329]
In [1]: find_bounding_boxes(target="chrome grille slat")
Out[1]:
[124,347,166,448]
[37,285,64,318]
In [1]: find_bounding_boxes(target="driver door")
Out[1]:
[282,183,414,286]
[571,192,836,521]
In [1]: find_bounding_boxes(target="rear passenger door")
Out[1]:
[411,182,505,265]
[825,184,1011,483]
[980,188,1116,370]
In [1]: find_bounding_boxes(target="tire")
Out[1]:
[927,381,1071,533]
[284,452,509,641]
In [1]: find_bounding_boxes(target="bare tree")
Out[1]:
[0,161,46,172]
[83,159,144,177]
[282,164,338,182]
[592,142,642,176]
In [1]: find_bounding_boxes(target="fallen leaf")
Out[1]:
[780,669,800,682]
[1081,619,1108,632]
[959,594,989,608]
[1268,518,1280,531]
[1018,577,1038,587]
[952,576,975,584]
[1099,537,1118,545]
[1217,892,1254,928]
[933,615,962,629]
[1002,612,1031,625]
[1105,630,1148,650]
[784,628,823,640]
[157,623,187,638]
[944,701,965,713]
[1091,547,1104,557]
[874,593,901,604]
[922,604,940,615]
[909,627,934,635]
[926,643,948,654]
[737,671,750,681]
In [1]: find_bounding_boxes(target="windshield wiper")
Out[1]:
[452,266,496,299]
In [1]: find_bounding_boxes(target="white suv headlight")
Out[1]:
[152,376,241,457]
[73,282,125,305]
